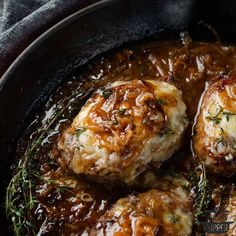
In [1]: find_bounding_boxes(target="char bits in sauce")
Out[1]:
[7,37,236,236]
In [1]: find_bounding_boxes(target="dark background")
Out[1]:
[0,0,100,77]
[1,0,236,78]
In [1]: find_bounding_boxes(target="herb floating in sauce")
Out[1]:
[6,82,94,236]
[6,36,236,235]
[6,126,49,236]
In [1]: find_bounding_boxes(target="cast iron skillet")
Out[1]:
[1,0,236,235]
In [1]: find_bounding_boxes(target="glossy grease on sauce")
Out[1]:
[17,40,236,235]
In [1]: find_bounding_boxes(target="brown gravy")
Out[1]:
[8,37,236,235]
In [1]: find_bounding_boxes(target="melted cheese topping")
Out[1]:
[59,80,188,183]
[91,188,193,236]
[75,80,166,160]
[193,77,236,174]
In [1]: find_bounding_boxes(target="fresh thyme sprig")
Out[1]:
[6,84,94,236]
[6,134,43,236]
[190,164,213,223]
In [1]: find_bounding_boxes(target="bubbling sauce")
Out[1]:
[9,36,236,235]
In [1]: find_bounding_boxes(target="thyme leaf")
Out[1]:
[76,127,86,137]
[157,98,167,106]
[169,214,179,224]
[190,164,213,223]
[216,137,225,146]
[101,88,112,99]
[206,107,235,124]
[57,185,75,195]
[205,115,222,124]
[205,106,223,125]
[118,108,127,115]
[222,111,235,122]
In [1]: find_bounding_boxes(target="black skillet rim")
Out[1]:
[0,0,116,86]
